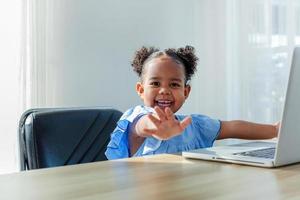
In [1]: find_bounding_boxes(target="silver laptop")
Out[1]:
[182,47,300,168]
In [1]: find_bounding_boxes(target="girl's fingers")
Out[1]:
[147,113,161,127]
[165,107,176,120]
[154,106,166,121]
[180,116,192,130]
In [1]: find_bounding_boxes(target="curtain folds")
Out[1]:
[231,0,299,123]
[20,0,55,110]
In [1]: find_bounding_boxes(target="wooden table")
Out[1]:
[1,154,300,200]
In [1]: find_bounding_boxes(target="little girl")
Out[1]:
[105,45,278,159]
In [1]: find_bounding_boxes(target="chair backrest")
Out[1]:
[18,107,122,170]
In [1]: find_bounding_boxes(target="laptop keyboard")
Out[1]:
[234,147,275,159]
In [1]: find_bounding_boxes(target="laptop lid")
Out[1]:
[274,46,300,166]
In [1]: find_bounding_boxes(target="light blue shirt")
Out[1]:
[105,105,221,160]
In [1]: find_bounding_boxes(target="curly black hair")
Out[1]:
[131,45,198,83]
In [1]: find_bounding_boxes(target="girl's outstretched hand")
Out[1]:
[143,106,192,140]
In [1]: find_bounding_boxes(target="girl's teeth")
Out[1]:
[157,100,172,107]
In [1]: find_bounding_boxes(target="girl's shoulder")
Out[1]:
[121,105,154,122]
[176,113,221,129]
[176,113,216,121]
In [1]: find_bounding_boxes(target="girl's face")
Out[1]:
[136,55,191,113]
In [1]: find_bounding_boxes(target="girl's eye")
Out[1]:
[150,82,160,87]
[170,82,181,88]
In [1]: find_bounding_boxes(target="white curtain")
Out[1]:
[20,0,56,109]
[0,0,55,174]
[0,0,22,174]
[191,0,299,123]
[228,0,300,123]
[201,0,299,145]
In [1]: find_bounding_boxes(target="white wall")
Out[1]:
[39,0,228,118]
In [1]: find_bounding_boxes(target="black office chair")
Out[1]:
[18,107,122,170]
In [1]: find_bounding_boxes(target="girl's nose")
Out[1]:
[159,87,171,95]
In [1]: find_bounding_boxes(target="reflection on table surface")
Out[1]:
[0,154,299,200]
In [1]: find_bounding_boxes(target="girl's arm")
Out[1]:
[128,116,148,156]
[218,120,279,140]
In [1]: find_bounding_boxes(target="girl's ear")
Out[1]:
[184,85,191,99]
[136,82,144,98]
